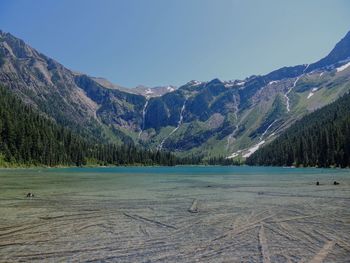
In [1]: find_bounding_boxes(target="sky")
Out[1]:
[1,0,350,88]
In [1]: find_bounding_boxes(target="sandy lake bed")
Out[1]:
[0,166,349,262]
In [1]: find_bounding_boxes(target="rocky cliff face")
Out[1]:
[137,30,350,158]
[1,29,350,158]
[0,30,147,144]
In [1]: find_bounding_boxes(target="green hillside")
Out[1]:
[0,86,184,167]
[246,92,350,168]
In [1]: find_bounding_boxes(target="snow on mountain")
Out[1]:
[307,88,318,99]
[336,61,350,72]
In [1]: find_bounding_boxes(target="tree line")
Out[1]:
[246,92,350,168]
[0,86,201,167]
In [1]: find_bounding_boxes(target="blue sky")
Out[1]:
[1,0,350,87]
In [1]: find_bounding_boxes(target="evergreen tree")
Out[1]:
[247,92,350,168]
[0,86,192,167]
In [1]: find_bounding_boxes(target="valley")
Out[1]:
[1,2,349,263]
[0,30,350,162]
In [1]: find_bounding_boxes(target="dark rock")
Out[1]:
[26,192,34,198]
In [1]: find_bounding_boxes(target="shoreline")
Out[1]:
[0,164,349,170]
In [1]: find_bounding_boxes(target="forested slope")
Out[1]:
[2,30,350,159]
[246,92,350,168]
[0,86,186,167]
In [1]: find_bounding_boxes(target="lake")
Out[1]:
[0,166,349,262]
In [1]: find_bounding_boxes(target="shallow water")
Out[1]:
[0,166,349,262]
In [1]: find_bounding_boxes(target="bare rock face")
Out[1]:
[206,113,225,130]
[0,31,146,143]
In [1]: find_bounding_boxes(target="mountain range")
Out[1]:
[1,29,350,160]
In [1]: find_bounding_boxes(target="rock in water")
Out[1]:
[26,193,34,198]
[188,199,199,213]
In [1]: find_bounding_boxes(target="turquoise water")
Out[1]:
[0,166,349,262]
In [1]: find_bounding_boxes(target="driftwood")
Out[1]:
[123,213,177,230]
[258,224,271,263]
[39,215,65,220]
[188,199,199,213]
[309,240,335,263]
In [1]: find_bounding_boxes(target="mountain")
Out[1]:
[1,29,350,159]
[137,32,350,158]
[0,30,151,145]
[306,31,350,72]
[133,85,177,97]
[246,91,350,167]
[91,77,177,97]
[0,85,183,167]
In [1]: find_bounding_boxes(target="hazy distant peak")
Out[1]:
[208,78,223,85]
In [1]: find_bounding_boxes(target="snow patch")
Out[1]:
[336,62,350,72]
[145,88,154,95]
[307,88,318,99]
[167,86,175,92]
[188,80,202,86]
[227,152,238,159]
[243,141,265,158]
[227,119,276,159]
[224,80,240,88]
[235,81,245,86]
[268,80,279,85]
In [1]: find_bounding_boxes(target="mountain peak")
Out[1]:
[186,80,203,86]
[0,30,37,59]
[307,30,350,72]
[208,78,223,85]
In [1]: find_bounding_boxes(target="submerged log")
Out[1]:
[123,213,177,229]
[188,199,199,213]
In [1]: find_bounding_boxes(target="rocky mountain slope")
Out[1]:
[91,77,177,97]
[1,29,350,159]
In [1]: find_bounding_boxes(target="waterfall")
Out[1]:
[226,95,239,150]
[284,64,309,112]
[259,120,278,141]
[138,98,149,139]
[158,99,187,151]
